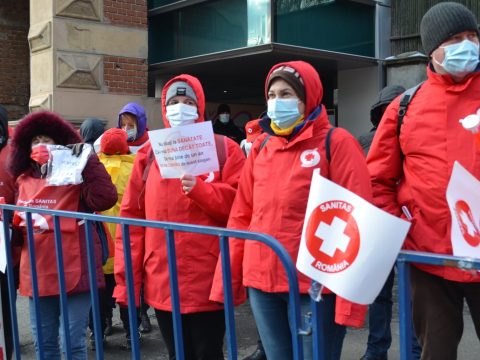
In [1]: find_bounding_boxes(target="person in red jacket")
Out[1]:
[9,111,117,360]
[210,61,372,360]
[0,105,18,360]
[367,3,480,359]
[113,74,245,359]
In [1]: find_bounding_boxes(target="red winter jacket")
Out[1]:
[15,155,117,296]
[113,74,246,313]
[210,61,372,327]
[367,65,480,283]
[0,143,15,205]
[9,111,118,297]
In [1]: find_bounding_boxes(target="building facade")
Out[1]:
[1,0,478,135]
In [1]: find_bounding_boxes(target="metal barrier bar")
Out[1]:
[166,228,185,360]
[85,219,104,360]
[25,212,44,360]
[311,296,325,360]
[1,208,21,360]
[0,205,307,359]
[219,234,237,360]
[52,216,72,360]
[397,258,412,360]
[120,223,141,360]
[396,250,480,360]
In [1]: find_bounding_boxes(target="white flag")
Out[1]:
[296,169,410,305]
[446,161,480,258]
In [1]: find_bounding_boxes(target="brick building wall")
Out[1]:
[104,56,148,95]
[0,0,30,121]
[104,0,148,28]
[103,0,148,96]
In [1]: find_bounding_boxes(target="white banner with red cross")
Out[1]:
[446,161,480,258]
[296,169,410,305]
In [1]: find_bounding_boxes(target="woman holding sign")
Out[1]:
[8,111,117,360]
[113,74,245,359]
[210,61,372,360]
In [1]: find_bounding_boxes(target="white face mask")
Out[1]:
[267,98,301,129]
[219,114,230,124]
[166,103,198,127]
[434,39,480,77]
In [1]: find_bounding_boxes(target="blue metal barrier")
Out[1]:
[0,204,308,360]
[396,251,480,360]
[5,203,479,360]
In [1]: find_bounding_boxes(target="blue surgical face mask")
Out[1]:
[267,98,301,129]
[434,39,480,77]
[166,103,198,127]
[124,127,137,142]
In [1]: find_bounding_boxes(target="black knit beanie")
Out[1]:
[420,2,479,56]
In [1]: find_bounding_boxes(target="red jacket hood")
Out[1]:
[264,60,323,117]
[161,74,206,128]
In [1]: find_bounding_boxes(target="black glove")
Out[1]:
[66,143,86,157]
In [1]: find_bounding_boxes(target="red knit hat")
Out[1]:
[244,119,263,142]
[100,128,129,155]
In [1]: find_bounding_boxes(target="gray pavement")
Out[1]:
[13,295,480,359]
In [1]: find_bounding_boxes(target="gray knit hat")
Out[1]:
[165,81,197,105]
[420,2,479,56]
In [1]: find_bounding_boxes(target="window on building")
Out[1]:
[275,0,375,57]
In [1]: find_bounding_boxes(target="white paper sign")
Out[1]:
[0,221,7,274]
[149,122,219,179]
[296,170,410,305]
[446,161,480,258]
[46,144,92,186]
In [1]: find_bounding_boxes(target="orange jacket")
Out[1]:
[367,65,480,283]
[210,61,372,327]
[113,74,246,313]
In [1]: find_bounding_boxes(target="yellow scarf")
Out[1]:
[270,115,305,136]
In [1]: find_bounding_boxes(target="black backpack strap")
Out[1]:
[214,134,228,171]
[258,134,271,152]
[325,127,335,163]
[397,82,424,135]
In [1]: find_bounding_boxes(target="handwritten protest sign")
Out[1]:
[46,145,92,186]
[149,122,219,178]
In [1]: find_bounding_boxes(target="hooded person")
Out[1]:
[91,103,148,155]
[213,103,245,144]
[210,61,372,360]
[357,85,406,155]
[240,118,263,157]
[85,128,138,348]
[367,3,480,359]
[0,106,14,203]
[0,105,17,360]
[113,74,245,359]
[117,102,149,154]
[8,110,117,359]
[79,117,105,149]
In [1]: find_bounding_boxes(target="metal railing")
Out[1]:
[0,204,308,360]
[396,250,480,360]
[3,204,480,359]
